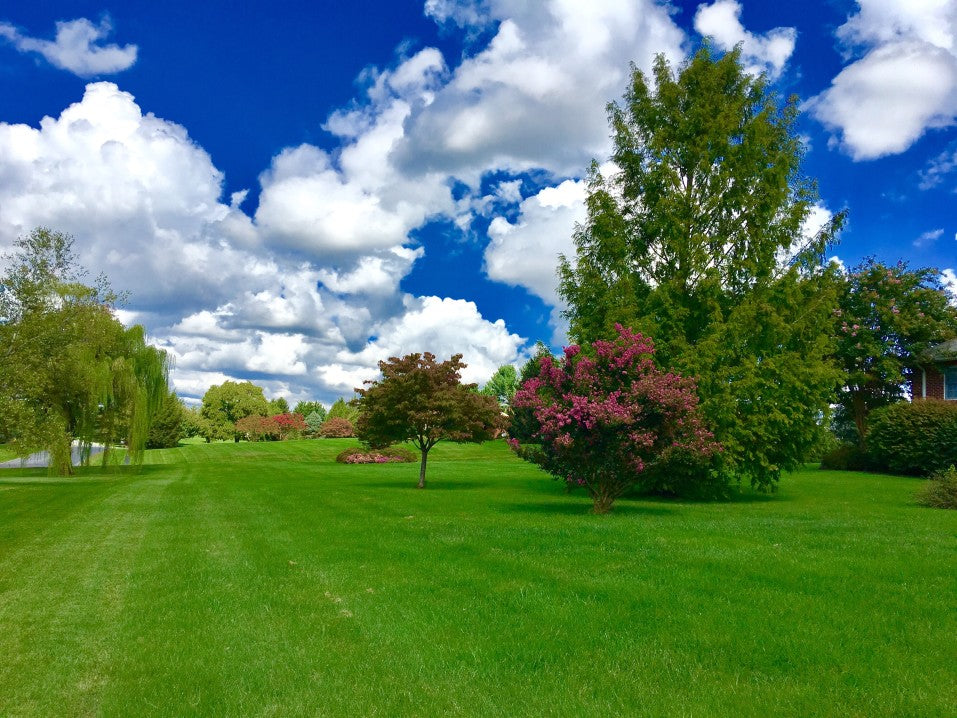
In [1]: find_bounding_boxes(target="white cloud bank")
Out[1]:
[0,80,523,403]
[807,0,957,159]
[693,0,797,79]
[484,179,587,305]
[0,1,732,403]
[0,16,137,76]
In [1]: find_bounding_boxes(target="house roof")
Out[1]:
[922,338,957,362]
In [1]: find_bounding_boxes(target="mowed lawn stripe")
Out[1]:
[0,440,954,716]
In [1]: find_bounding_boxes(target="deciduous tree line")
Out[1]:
[3,48,954,505]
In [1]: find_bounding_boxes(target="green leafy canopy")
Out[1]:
[558,48,845,490]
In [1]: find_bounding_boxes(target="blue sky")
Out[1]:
[1,0,955,406]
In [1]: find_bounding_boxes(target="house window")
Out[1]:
[946,368,957,400]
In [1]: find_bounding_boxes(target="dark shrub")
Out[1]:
[917,466,957,509]
[336,446,417,464]
[319,417,354,438]
[866,400,957,475]
[820,443,879,472]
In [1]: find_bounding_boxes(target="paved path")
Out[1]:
[0,444,106,469]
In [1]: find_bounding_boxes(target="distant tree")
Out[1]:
[235,414,280,442]
[147,392,185,449]
[481,365,520,408]
[833,259,957,444]
[294,401,326,422]
[508,343,554,442]
[319,417,354,438]
[200,381,270,442]
[273,412,307,439]
[355,352,505,488]
[327,397,359,425]
[558,48,844,490]
[304,410,326,435]
[513,326,721,513]
[0,227,169,474]
[180,405,204,439]
[268,396,290,415]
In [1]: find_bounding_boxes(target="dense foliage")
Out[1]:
[268,397,290,415]
[833,259,957,443]
[355,352,504,488]
[319,417,355,438]
[917,465,957,509]
[557,48,843,491]
[273,412,307,439]
[146,392,185,449]
[200,381,270,442]
[234,414,280,442]
[866,400,957,475]
[327,397,359,425]
[481,365,520,408]
[818,443,878,472]
[0,228,170,474]
[508,343,553,443]
[295,401,327,424]
[513,326,721,513]
[304,410,326,435]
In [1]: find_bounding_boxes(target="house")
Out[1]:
[912,338,957,401]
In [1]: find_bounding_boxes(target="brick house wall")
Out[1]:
[912,360,957,401]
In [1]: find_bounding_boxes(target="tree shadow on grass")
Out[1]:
[636,490,786,506]
[357,480,488,491]
[499,500,676,517]
[0,463,168,485]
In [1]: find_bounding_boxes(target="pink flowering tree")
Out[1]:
[512,325,720,513]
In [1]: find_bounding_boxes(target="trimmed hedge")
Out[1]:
[820,443,879,472]
[335,446,417,464]
[866,400,957,476]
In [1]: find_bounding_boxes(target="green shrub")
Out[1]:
[866,400,957,475]
[335,446,417,464]
[917,465,957,509]
[820,443,878,472]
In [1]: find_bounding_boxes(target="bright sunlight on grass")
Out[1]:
[1,440,954,716]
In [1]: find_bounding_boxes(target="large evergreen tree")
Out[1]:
[559,48,844,490]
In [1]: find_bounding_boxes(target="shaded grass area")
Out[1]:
[1,439,955,716]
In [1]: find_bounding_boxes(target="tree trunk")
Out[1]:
[591,488,616,514]
[851,391,867,447]
[418,448,428,489]
[49,431,74,477]
[591,480,625,514]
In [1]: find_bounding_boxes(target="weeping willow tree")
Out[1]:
[0,228,170,475]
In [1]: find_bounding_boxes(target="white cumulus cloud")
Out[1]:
[484,178,586,305]
[395,0,685,181]
[0,16,137,76]
[808,0,957,159]
[693,0,797,79]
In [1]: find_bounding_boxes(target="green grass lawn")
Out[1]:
[1,440,954,717]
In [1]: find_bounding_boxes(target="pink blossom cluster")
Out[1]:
[513,325,720,493]
[341,452,405,464]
